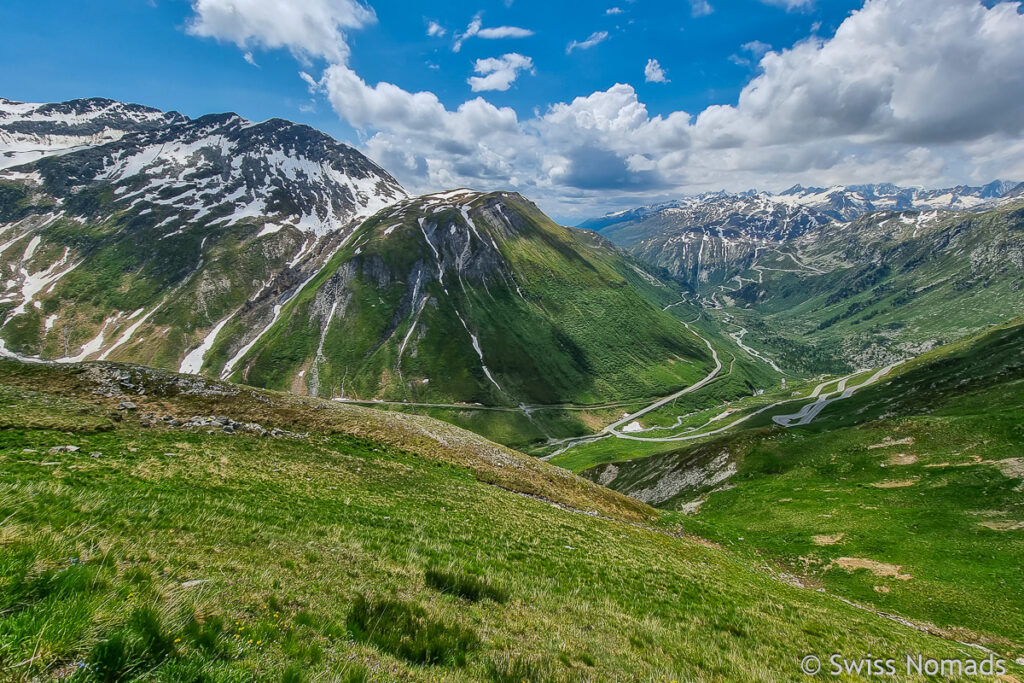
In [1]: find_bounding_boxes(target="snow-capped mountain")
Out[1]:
[0,97,186,169]
[2,98,406,235]
[0,96,406,368]
[774,181,1019,220]
[582,181,1020,287]
[581,193,832,288]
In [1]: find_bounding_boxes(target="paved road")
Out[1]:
[541,320,725,458]
[545,361,904,455]
[772,363,902,427]
[604,320,723,433]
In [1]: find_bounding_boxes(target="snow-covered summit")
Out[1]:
[1,97,407,235]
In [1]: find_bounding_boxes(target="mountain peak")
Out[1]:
[1,95,407,236]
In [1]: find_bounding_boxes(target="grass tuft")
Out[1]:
[485,653,563,682]
[183,615,225,655]
[346,593,478,666]
[424,567,509,604]
[129,606,177,664]
[280,663,306,683]
[85,632,132,682]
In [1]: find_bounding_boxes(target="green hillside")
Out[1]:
[583,320,1024,651]
[217,192,717,428]
[0,359,1010,682]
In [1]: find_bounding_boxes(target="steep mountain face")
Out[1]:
[588,193,830,289]
[215,190,715,407]
[0,97,407,369]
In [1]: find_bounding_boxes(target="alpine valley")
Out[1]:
[2,96,1024,682]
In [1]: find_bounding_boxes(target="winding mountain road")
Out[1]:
[541,319,725,458]
[545,350,905,457]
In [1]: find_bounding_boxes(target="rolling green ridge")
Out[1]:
[0,359,1009,682]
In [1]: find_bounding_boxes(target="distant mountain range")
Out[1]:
[582,180,1024,371]
[581,181,1022,291]
[583,181,1021,234]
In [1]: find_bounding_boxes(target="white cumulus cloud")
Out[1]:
[644,58,669,83]
[453,13,534,52]
[566,31,609,54]
[468,53,535,92]
[186,0,375,63]
[189,0,1024,220]
[690,0,713,17]
[741,40,772,58]
[759,0,815,11]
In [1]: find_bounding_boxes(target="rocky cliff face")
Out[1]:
[595,194,828,289]
[0,97,186,169]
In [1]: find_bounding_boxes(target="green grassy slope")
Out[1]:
[223,192,715,410]
[583,320,1024,652]
[0,359,1007,681]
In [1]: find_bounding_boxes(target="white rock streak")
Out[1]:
[58,316,117,363]
[2,248,81,326]
[221,305,282,379]
[453,309,504,394]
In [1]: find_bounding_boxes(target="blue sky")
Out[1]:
[0,1,859,140]
[2,0,1023,221]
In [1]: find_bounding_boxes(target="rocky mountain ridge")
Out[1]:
[0,96,406,372]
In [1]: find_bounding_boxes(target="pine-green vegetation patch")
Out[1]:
[425,567,509,604]
[346,594,479,666]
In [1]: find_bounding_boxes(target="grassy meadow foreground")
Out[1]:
[0,360,1014,681]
